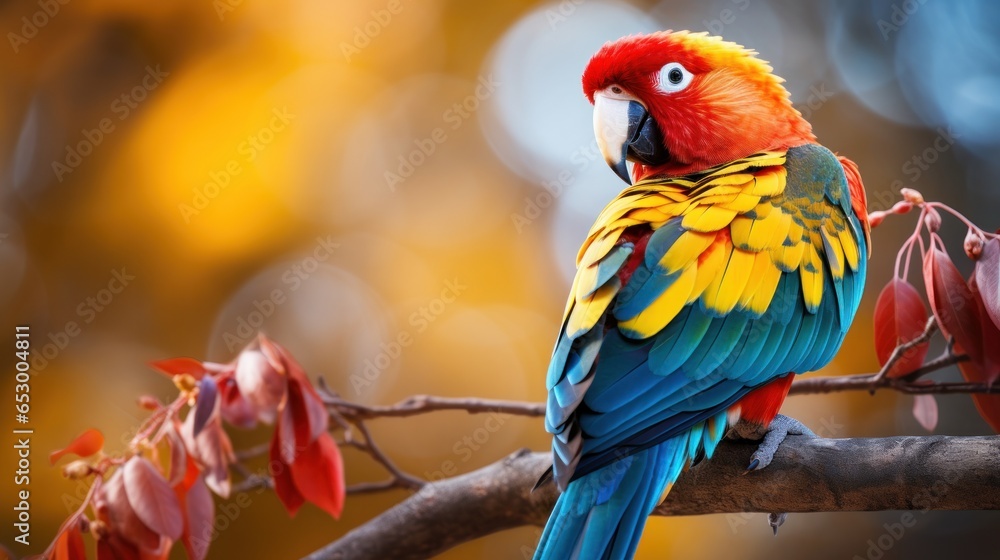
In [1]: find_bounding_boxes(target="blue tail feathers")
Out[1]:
[534,414,728,560]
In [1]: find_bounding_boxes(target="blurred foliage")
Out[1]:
[1,0,999,558]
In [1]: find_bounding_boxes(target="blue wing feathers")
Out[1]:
[537,144,869,560]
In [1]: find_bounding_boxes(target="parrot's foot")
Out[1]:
[739,414,816,472]
[730,414,814,536]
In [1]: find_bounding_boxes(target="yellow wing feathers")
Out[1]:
[563,151,862,340]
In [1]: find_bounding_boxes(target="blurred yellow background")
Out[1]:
[2,0,1000,558]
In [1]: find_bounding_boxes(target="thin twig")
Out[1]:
[324,394,546,419]
[353,420,425,490]
[347,480,412,495]
[869,316,939,390]
[232,475,273,493]
[234,442,270,462]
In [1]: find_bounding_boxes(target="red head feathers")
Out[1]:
[583,31,816,180]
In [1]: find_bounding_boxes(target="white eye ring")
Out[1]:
[657,62,693,93]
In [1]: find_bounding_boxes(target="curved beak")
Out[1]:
[593,93,668,185]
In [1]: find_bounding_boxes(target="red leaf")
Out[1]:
[51,428,105,465]
[975,238,1000,331]
[959,275,1000,431]
[912,395,938,432]
[96,539,115,560]
[924,244,983,364]
[276,396,301,465]
[51,520,87,560]
[279,380,315,464]
[873,279,930,378]
[177,476,214,560]
[259,334,327,439]
[192,376,219,438]
[289,432,345,519]
[969,275,1000,384]
[269,431,304,517]
[96,538,140,560]
[263,335,326,410]
[178,453,201,493]
[123,457,184,541]
[959,360,1000,432]
[149,357,207,379]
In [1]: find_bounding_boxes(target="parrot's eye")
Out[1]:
[657,62,692,93]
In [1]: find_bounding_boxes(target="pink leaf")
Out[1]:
[179,476,214,560]
[234,348,286,424]
[975,237,1000,332]
[165,423,187,487]
[219,376,258,429]
[873,279,930,378]
[50,428,105,465]
[912,395,938,432]
[96,468,160,552]
[180,412,234,499]
[123,457,184,541]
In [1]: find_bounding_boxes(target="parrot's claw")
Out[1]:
[768,513,788,536]
[744,414,815,472]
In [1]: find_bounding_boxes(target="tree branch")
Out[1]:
[303,436,1000,560]
[322,392,546,419]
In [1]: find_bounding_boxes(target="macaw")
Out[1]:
[535,31,870,560]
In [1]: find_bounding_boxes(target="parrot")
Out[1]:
[534,31,870,560]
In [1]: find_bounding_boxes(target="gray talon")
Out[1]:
[746,414,815,471]
[768,512,787,535]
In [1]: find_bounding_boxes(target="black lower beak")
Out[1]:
[626,102,668,166]
[622,101,669,181]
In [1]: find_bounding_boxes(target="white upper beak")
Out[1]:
[593,93,632,171]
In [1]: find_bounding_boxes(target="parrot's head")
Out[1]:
[583,31,816,183]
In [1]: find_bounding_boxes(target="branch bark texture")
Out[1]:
[304,435,1000,560]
